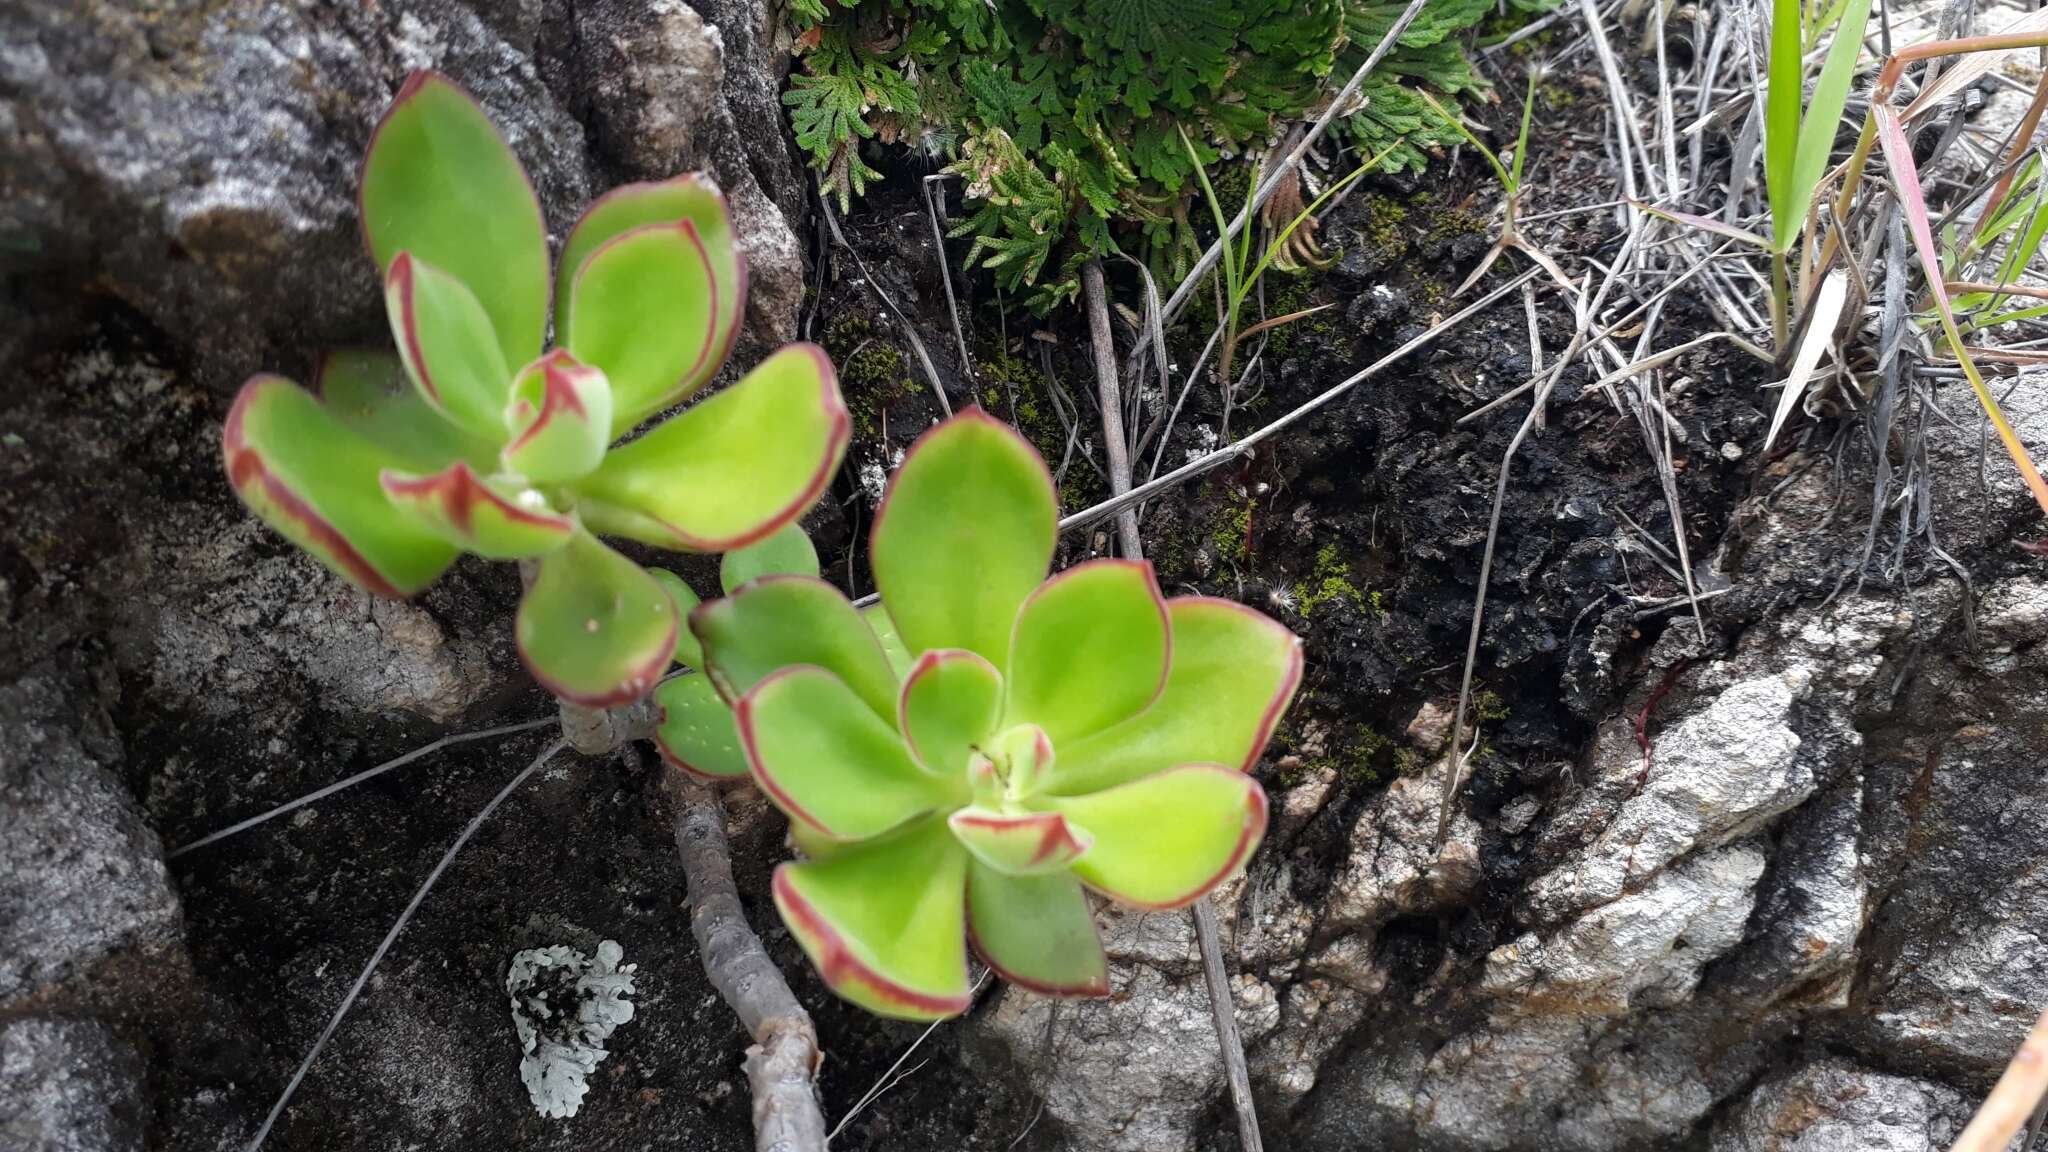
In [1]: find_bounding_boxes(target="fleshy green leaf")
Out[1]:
[315,349,497,473]
[654,672,747,779]
[692,575,900,719]
[1038,764,1267,909]
[516,530,678,707]
[563,220,719,437]
[947,806,1091,875]
[1052,598,1302,795]
[986,723,1054,801]
[502,350,612,484]
[360,71,548,368]
[379,462,576,559]
[1004,559,1168,745]
[871,409,1056,671]
[772,815,974,1021]
[647,568,704,668]
[720,522,821,594]
[223,374,458,597]
[864,603,914,677]
[899,649,1003,775]
[385,252,514,440]
[966,864,1108,996]
[737,666,955,839]
[573,344,849,552]
[555,175,743,375]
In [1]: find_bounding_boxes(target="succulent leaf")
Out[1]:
[772,815,975,1021]
[223,375,458,597]
[947,807,1091,875]
[385,252,515,440]
[736,666,955,840]
[1037,764,1267,909]
[692,575,900,719]
[516,530,679,707]
[502,350,613,484]
[360,71,548,369]
[1052,598,1302,795]
[871,409,1056,671]
[573,344,849,552]
[1003,559,1169,745]
[720,522,821,594]
[965,864,1108,996]
[898,648,1003,775]
[863,603,914,677]
[654,672,748,780]
[315,349,498,473]
[646,568,705,668]
[555,175,743,372]
[379,462,576,559]
[563,220,719,437]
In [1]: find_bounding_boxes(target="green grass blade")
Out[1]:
[1417,90,1512,192]
[1766,0,1806,249]
[1509,72,1539,192]
[1790,0,1873,223]
[1180,126,1238,291]
[1243,149,1389,291]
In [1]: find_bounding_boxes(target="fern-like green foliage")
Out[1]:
[787,0,1548,309]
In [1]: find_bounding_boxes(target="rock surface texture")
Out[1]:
[7,1,2048,1150]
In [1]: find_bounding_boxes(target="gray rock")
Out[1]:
[0,664,182,1003]
[1326,757,1483,933]
[0,1018,147,1152]
[1710,1061,1973,1152]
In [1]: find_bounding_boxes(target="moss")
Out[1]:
[1393,747,1424,777]
[1211,495,1254,566]
[1362,195,1410,260]
[825,312,918,435]
[1474,688,1510,723]
[1292,542,1387,620]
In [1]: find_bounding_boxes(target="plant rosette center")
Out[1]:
[678,408,1303,1021]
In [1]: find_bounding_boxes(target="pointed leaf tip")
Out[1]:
[555,174,743,377]
[385,251,515,441]
[503,349,612,483]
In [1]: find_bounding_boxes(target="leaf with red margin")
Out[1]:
[646,568,704,668]
[378,461,575,559]
[1035,764,1267,910]
[502,349,612,484]
[555,174,743,379]
[222,375,458,597]
[719,522,820,595]
[572,343,849,552]
[653,672,746,780]
[563,220,718,437]
[947,807,1092,875]
[315,349,498,473]
[899,648,1003,776]
[691,575,900,720]
[735,666,955,839]
[360,71,549,369]
[385,251,514,441]
[772,815,975,1021]
[516,529,678,707]
[1004,559,1169,746]
[966,864,1108,997]
[864,603,914,678]
[1050,598,1302,796]
[871,409,1057,672]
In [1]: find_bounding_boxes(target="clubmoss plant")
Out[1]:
[222,71,849,708]
[677,409,1302,1020]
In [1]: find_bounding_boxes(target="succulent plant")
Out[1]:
[221,71,848,707]
[680,409,1302,1020]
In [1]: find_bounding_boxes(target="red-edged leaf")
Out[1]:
[967,865,1109,997]
[947,807,1092,875]
[315,348,497,473]
[516,530,678,707]
[378,461,575,558]
[385,251,513,440]
[1003,559,1170,745]
[563,219,720,437]
[898,648,1003,776]
[503,349,612,484]
[360,71,548,368]
[735,665,953,840]
[1037,764,1268,910]
[222,374,457,597]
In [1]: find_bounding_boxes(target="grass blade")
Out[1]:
[1876,105,2048,519]
[1901,7,2048,122]
[1765,0,1805,246]
[1791,0,1873,214]
[1630,199,1775,249]
[1766,268,1847,451]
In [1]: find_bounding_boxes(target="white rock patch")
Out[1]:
[506,940,638,1119]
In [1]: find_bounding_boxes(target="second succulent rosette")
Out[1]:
[668,409,1302,1020]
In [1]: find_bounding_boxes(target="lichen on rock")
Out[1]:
[506,940,639,1120]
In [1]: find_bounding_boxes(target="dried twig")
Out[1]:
[1082,257,1262,1151]
[1949,1007,2048,1152]
[666,767,828,1152]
